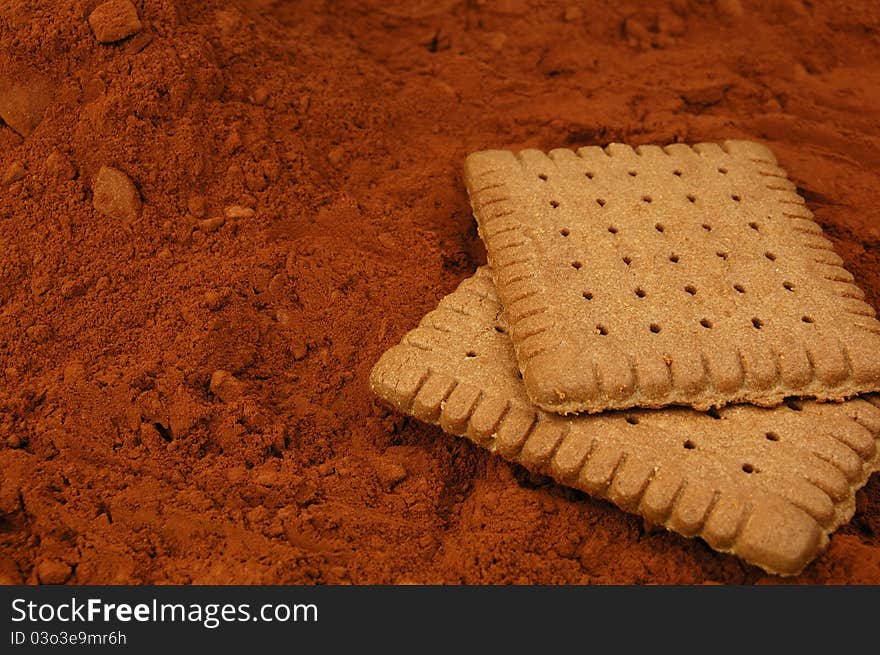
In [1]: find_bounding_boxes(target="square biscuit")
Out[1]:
[370,268,880,576]
[465,140,880,413]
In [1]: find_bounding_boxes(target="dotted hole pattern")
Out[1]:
[540,161,816,338]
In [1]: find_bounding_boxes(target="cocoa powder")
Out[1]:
[1,1,879,584]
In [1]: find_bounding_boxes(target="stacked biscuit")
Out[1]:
[370,140,880,575]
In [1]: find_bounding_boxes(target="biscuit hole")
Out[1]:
[718,167,728,174]
[765,251,777,261]
[748,221,759,231]
[649,323,661,334]
[608,226,618,234]
[765,431,780,442]
[669,253,680,263]
[683,440,696,450]
[517,371,523,379]
[494,325,506,334]
[625,415,639,425]
[596,198,606,207]
[707,407,722,420]
[701,223,712,231]
[642,195,652,203]
[732,194,741,202]
[585,171,595,180]
[783,281,795,291]
[595,324,608,336]
[550,200,560,208]
[465,351,477,358]
[635,287,646,298]
[622,255,632,266]
[733,283,745,293]
[538,173,548,181]
[741,463,756,474]
[571,261,583,270]
[686,194,696,203]
[673,169,682,176]
[699,318,713,329]
[582,291,593,300]
[801,315,815,324]
[655,223,665,233]
[684,284,697,295]
[716,250,729,260]
[751,317,763,329]
[785,399,803,412]
[628,170,638,177]
[560,228,570,237]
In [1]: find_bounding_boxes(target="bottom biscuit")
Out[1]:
[370,267,880,575]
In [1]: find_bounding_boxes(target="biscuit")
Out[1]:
[370,268,880,575]
[464,141,880,413]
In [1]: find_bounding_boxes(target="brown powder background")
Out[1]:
[1,0,879,584]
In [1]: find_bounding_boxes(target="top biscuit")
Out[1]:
[465,140,880,413]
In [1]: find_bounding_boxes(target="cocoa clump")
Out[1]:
[92,166,141,221]
[88,0,143,44]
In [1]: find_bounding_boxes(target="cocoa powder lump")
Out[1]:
[0,69,53,137]
[0,1,879,585]
[88,0,143,44]
[92,166,141,221]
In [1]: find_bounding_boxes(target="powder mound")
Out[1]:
[88,0,143,44]
[92,166,141,221]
